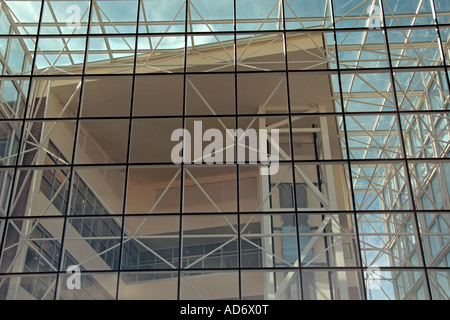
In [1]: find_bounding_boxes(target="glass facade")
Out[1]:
[0,0,449,300]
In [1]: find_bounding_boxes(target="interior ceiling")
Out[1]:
[48,34,332,172]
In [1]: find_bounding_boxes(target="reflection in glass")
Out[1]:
[365,269,428,300]
[180,270,239,300]
[241,270,301,300]
[62,217,122,271]
[302,269,363,300]
[358,213,422,267]
[119,272,178,300]
[122,216,180,270]
[57,272,117,300]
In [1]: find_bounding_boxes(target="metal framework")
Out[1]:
[0,0,449,300]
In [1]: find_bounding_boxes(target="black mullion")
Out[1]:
[233,0,242,301]
[329,0,368,300]
[53,0,94,300]
[3,156,450,172]
[0,21,448,39]
[115,0,141,301]
[0,265,445,277]
[2,208,448,221]
[0,210,416,221]
[0,0,45,294]
[1,108,449,123]
[177,0,189,301]
[1,63,449,79]
[379,1,433,300]
[280,0,304,301]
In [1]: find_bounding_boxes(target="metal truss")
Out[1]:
[0,0,449,300]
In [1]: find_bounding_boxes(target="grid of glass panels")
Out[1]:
[0,0,449,300]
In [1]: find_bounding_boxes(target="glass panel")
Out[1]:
[340,71,395,112]
[126,166,181,214]
[284,0,332,30]
[139,0,186,34]
[0,37,35,75]
[136,35,185,73]
[18,120,76,166]
[62,217,122,271]
[89,0,139,34]
[182,117,237,165]
[387,28,442,67]
[75,119,129,164]
[34,37,86,75]
[0,274,57,300]
[0,121,22,166]
[0,169,13,216]
[351,162,412,210]
[365,269,428,300]
[393,70,449,111]
[119,272,178,300]
[236,0,283,31]
[236,33,285,71]
[237,73,288,114]
[130,118,182,163]
[69,167,125,216]
[10,167,70,217]
[358,213,423,267]
[299,213,358,267]
[401,113,449,158]
[133,74,184,116]
[382,0,435,27]
[182,215,238,269]
[40,0,91,35]
[183,165,237,213]
[291,114,346,160]
[409,162,450,210]
[85,36,136,74]
[0,218,64,273]
[345,114,401,159]
[122,216,179,270]
[187,0,234,32]
[186,74,235,115]
[57,272,118,300]
[428,270,450,300]
[288,71,340,113]
[26,77,81,119]
[239,164,295,212]
[418,213,450,267]
[241,269,301,300]
[238,115,290,161]
[81,76,132,117]
[186,34,234,72]
[336,30,389,69]
[293,163,353,211]
[434,1,450,25]
[332,0,378,29]
[440,27,449,65]
[286,31,335,70]
[240,213,298,268]
[302,269,363,300]
[1,1,42,35]
[0,78,29,119]
[180,270,239,300]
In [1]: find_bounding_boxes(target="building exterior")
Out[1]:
[0,0,448,300]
